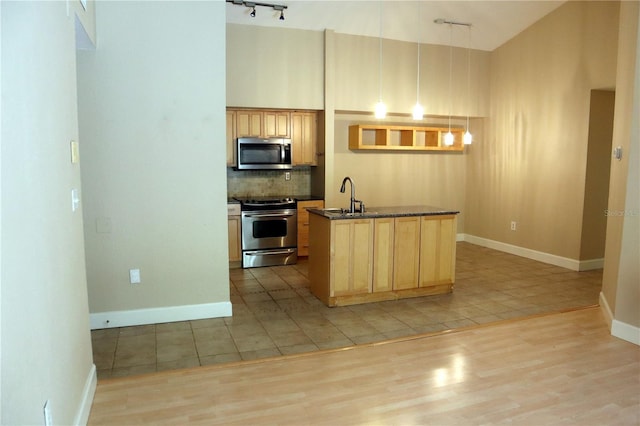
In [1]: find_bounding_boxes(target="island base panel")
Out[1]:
[321,284,453,307]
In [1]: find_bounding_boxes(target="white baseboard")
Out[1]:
[612,320,640,345]
[578,257,604,271]
[599,292,639,345]
[459,234,602,271]
[74,364,97,426]
[599,292,613,327]
[90,301,233,330]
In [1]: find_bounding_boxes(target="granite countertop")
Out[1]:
[227,195,323,204]
[294,195,324,201]
[308,205,459,220]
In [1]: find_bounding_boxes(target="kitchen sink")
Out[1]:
[323,208,348,214]
[321,208,377,217]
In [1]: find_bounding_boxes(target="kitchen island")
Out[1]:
[308,206,459,307]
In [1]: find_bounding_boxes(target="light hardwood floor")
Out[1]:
[88,307,640,425]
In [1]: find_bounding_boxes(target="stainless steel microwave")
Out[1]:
[236,137,292,170]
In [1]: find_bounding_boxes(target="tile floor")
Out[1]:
[92,242,603,379]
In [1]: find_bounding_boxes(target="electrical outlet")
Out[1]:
[285,172,291,181]
[129,269,141,284]
[511,221,517,231]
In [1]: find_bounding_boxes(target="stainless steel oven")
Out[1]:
[235,197,297,268]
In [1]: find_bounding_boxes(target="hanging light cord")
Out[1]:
[466,25,471,132]
[378,2,383,103]
[448,23,453,132]
[416,41,421,104]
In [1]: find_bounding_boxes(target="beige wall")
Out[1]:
[333,34,490,117]
[324,33,490,227]
[580,90,615,260]
[2,2,95,424]
[465,1,620,260]
[602,0,640,330]
[328,113,470,232]
[77,2,229,316]
[226,24,324,110]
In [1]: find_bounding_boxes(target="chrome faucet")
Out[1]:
[340,176,364,213]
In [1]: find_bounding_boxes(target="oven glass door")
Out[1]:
[241,209,297,251]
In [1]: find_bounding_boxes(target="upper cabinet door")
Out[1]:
[264,111,290,138]
[291,111,317,166]
[226,111,236,167]
[236,110,263,138]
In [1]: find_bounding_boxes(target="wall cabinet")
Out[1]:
[227,203,241,266]
[227,108,319,167]
[291,112,317,166]
[235,109,290,138]
[349,124,465,152]
[235,110,263,138]
[264,111,290,138]
[226,111,236,167]
[297,199,324,256]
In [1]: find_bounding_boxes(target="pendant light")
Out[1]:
[374,1,386,119]
[463,25,473,145]
[444,23,454,146]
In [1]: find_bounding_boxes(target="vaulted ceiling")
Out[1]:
[225,0,566,51]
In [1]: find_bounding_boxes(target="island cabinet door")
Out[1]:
[373,218,394,292]
[419,215,457,286]
[331,219,373,296]
[393,217,421,290]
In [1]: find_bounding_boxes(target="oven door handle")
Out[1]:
[243,213,296,219]
[244,249,295,256]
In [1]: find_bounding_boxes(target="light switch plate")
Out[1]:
[70,140,79,164]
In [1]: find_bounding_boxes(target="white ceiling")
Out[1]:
[225,0,566,51]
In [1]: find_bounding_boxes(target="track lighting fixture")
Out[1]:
[226,0,288,21]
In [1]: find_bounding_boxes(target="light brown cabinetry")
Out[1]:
[264,111,290,138]
[331,219,374,297]
[419,215,457,287]
[349,124,465,152]
[227,203,241,266]
[227,108,319,166]
[309,215,373,304]
[392,217,421,290]
[297,199,324,257]
[226,111,236,167]
[309,212,457,307]
[235,110,263,138]
[373,218,394,293]
[235,109,290,138]
[291,112,317,166]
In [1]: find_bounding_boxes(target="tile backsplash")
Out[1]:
[227,167,311,198]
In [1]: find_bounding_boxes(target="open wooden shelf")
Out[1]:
[349,124,465,152]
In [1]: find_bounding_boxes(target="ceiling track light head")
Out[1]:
[226,0,288,20]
